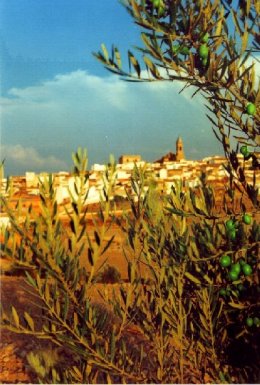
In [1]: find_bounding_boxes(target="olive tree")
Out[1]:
[1,2,259,383]
[94,0,260,207]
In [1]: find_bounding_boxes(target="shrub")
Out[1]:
[94,265,122,284]
[1,0,259,382]
[94,0,259,209]
[1,151,259,383]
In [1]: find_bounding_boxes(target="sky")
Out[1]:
[0,0,258,176]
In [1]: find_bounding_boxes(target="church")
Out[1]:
[155,137,185,163]
[118,137,185,164]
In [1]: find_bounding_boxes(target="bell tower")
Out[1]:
[176,136,184,161]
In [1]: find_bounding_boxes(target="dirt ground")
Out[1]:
[0,277,51,383]
[0,214,148,384]
[0,221,128,384]
[0,276,148,384]
[0,193,258,383]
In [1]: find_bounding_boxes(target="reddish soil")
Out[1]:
[0,217,138,384]
[0,276,149,384]
[0,189,258,383]
[0,277,51,383]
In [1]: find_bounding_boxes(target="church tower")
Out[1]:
[176,136,185,161]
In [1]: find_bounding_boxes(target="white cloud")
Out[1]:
[1,69,230,175]
[1,144,68,173]
[5,70,129,110]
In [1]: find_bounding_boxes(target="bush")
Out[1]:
[94,265,121,284]
[1,150,259,383]
[1,0,259,382]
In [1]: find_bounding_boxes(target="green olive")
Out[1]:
[246,103,256,116]
[172,45,180,54]
[242,213,252,225]
[152,0,160,7]
[226,219,235,231]
[246,317,254,327]
[198,44,209,59]
[180,46,190,55]
[200,32,209,43]
[239,258,246,266]
[228,270,239,281]
[201,57,208,66]
[242,263,253,276]
[219,288,227,296]
[220,255,232,268]
[228,229,236,240]
[231,263,241,275]
[240,145,248,156]
[253,317,260,327]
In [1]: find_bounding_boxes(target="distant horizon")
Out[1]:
[2,145,227,178]
[1,135,226,177]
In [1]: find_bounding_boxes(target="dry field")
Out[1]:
[0,187,258,383]
[0,214,136,383]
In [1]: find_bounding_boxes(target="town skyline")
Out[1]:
[1,136,224,178]
[1,148,259,230]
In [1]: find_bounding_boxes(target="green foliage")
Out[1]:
[94,265,122,284]
[1,1,260,383]
[27,349,61,383]
[1,151,259,383]
[94,0,260,208]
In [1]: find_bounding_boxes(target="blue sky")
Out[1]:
[0,0,253,176]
